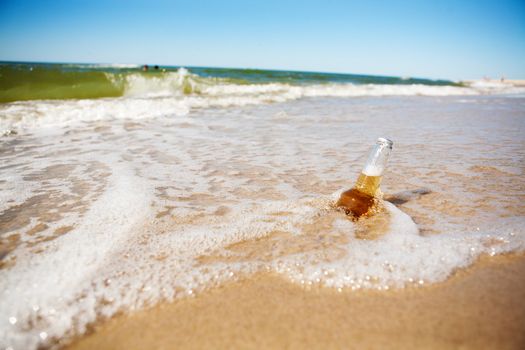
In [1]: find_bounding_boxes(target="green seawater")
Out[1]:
[0,61,460,103]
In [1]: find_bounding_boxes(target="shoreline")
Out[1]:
[67,253,525,350]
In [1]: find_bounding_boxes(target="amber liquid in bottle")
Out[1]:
[336,138,393,219]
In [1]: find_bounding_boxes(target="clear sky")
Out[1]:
[1,0,524,80]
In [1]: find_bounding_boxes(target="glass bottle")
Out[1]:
[336,137,393,219]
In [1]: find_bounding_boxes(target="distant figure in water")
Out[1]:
[142,65,149,71]
[154,65,159,70]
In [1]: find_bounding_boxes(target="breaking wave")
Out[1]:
[1,64,525,129]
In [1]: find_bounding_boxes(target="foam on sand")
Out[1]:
[278,201,524,289]
[2,190,523,349]
[0,161,153,349]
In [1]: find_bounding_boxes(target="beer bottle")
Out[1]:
[336,137,393,219]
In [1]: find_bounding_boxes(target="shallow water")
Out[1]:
[1,95,524,349]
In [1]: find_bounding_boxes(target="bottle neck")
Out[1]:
[354,138,393,196]
[361,138,393,177]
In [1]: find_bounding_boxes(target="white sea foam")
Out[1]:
[0,159,153,349]
[277,201,525,289]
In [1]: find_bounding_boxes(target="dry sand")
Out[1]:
[67,254,525,350]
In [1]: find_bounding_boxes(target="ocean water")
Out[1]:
[1,63,525,349]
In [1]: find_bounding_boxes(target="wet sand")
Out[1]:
[68,254,525,350]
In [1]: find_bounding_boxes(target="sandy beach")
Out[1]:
[68,254,525,350]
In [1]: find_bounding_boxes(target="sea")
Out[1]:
[1,61,525,349]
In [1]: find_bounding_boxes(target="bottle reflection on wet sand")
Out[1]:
[337,138,393,220]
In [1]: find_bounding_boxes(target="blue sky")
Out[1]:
[1,0,524,79]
